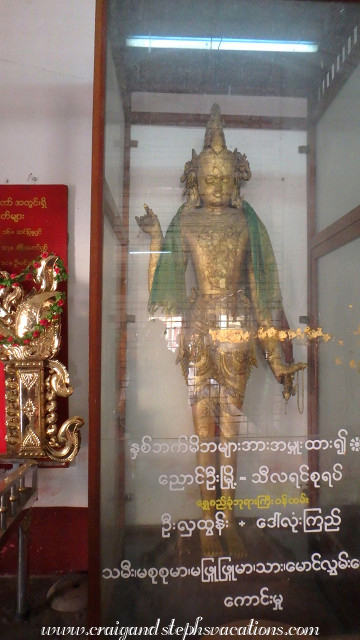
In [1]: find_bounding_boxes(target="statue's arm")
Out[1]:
[135,204,164,293]
[248,259,306,400]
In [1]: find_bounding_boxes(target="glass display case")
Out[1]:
[89,1,360,635]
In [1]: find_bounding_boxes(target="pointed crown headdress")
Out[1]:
[180,103,251,207]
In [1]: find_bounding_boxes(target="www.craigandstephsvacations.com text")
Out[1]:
[41,617,320,637]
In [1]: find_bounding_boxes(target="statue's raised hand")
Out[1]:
[135,204,161,237]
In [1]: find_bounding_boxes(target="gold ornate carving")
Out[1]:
[20,372,37,391]
[22,428,41,448]
[48,359,74,397]
[46,417,84,463]
[23,399,36,419]
[0,254,83,462]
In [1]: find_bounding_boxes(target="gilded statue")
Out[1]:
[136,104,306,556]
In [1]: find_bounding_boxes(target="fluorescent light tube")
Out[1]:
[126,36,318,53]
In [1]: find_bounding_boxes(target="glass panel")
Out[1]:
[316,64,360,232]
[100,39,126,621]
[98,1,360,635]
[318,238,360,503]
[127,124,308,438]
[104,42,125,218]
[100,215,122,582]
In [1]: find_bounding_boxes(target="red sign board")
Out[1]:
[0,184,68,271]
[0,185,68,453]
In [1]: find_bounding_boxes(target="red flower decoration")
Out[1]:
[23,339,30,344]
[39,319,50,327]
[57,299,65,307]
[7,336,13,342]
[33,262,40,269]
[25,273,33,281]
[10,274,17,279]
[41,251,49,258]
[32,330,40,338]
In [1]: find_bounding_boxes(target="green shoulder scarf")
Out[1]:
[148,201,282,316]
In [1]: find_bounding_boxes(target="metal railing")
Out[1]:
[0,460,38,618]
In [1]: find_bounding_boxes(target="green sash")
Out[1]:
[149,201,282,317]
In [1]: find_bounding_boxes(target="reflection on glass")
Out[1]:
[136,104,306,557]
[98,1,360,634]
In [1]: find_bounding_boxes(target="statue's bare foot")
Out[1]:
[199,530,224,557]
[222,521,247,558]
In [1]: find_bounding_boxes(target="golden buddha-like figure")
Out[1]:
[136,104,306,556]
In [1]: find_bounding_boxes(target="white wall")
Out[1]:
[0,0,96,506]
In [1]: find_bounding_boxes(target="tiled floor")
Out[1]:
[0,575,87,640]
[0,571,359,639]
